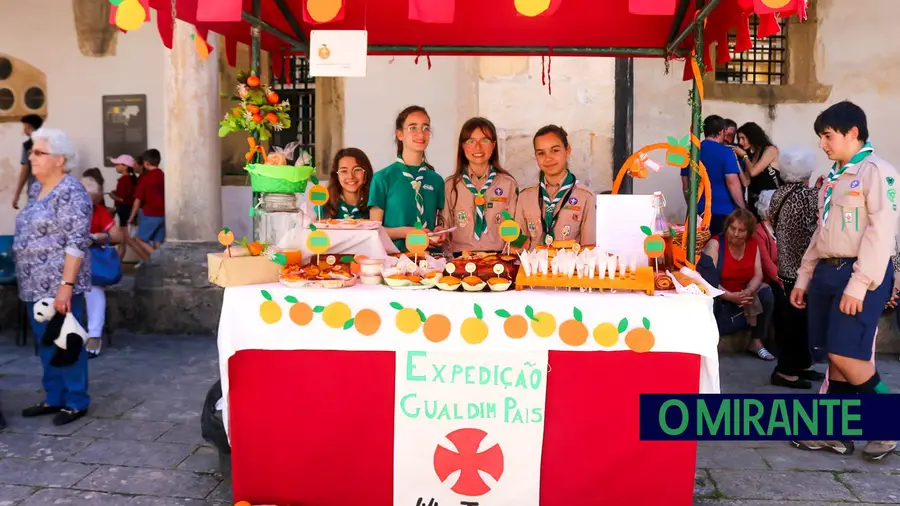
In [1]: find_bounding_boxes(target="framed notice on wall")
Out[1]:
[102,94,147,166]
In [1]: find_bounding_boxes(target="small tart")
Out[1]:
[424,271,441,279]
[405,275,422,284]
[440,275,461,286]
[386,274,407,280]
[463,275,483,286]
[487,277,509,286]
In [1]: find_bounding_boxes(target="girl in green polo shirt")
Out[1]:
[369,105,447,253]
[318,147,374,219]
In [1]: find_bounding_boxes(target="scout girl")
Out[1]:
[514,125,596,248]
[319,147,374,220]
[790,101,899,461]
[443,117,518,255]
[369,105,446,253]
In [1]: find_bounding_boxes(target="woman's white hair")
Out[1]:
[80,176,101,197]
[756,189,776,221]
[30,127,77,171]
[778,146,817,183]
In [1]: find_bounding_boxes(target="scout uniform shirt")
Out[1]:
[514,181,597,247]
[795,153,900,300]
[369,159,445,253]
[442,172,519,253]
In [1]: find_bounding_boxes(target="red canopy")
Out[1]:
[145,0,807,79]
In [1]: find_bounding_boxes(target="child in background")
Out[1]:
[81,169,123,357]
[128,149,165,263]
[107,154,139,260]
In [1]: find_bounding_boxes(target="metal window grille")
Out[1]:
[714,15,787,85]
[272,56,316,162]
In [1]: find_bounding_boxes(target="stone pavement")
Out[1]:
[0,333,898,506]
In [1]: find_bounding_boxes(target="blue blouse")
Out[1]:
[14,175,93,302]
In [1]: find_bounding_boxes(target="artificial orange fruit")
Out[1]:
[246,75,261,87]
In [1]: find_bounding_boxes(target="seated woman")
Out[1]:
[443,117,519,255]
[318,148,374,220]
[753,189,779,288]
[703,208,776,361]
[369,105,446,253]
[514,125,596,248]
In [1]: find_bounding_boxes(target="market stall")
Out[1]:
[110,1,811,505]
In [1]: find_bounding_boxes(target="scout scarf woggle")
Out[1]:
[398,157,428,224]
[539,170,576,244]
[338,200,362,219]
[462,166,497,240]
[822,141,874,225]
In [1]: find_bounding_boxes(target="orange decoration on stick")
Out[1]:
[305,0,344,23]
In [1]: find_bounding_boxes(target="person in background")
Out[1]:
[768,146,823,389]
[14,128,93,426]
[791,101,899,461]
[724,118,738,146]
[12,114,44,210]
[320,148,374,220]
[735,122,783,220]
[107,154,138,260]
[80,170,122,358]
[514,125,596,247]
[681,115,745,235]
[703,209,776,361]
[754,190,780,287]
[127,149,165,262]
[443,117,519,255]
[369,105,446,253]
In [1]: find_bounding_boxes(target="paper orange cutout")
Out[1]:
[307,229,330,254]
[115,0,146,31]
[308,184,329,206]
[760,0,791,7]
[514,0,552,16]
[406,228,429,256]
[307,0,343,23]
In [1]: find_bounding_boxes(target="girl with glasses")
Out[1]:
[319,148,374,220]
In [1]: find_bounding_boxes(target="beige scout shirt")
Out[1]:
[442,173,519,253]
[795,154,900,300]
[514,182,597,247]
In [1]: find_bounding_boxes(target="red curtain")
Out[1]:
[409,0,456,23]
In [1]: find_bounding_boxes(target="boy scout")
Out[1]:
[513,125,597,248]
[790,101,899,461]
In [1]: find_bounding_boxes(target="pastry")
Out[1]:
[672,271,709,294]
[654,272,674,290]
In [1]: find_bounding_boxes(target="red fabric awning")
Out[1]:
[146,0,806,79]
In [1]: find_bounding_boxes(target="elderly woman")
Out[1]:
[13,128,93,426]
[768,146,824,389]
[703,208,776,361]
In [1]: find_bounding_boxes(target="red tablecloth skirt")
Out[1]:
[228,349,701,506]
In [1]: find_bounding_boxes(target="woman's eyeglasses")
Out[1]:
[406,125,432,134]
[337,167,366,177]
[464,138,494,147]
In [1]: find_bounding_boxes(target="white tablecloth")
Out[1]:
[218,284,721,437]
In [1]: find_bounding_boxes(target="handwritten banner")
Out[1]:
[394,350,548,506]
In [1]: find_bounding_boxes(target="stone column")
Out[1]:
[164,19,222,242]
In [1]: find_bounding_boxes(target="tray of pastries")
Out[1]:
[279,255,357,288]
[435,251,518,292]
[313,218,382,230]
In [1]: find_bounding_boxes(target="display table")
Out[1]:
[218,284,720,506]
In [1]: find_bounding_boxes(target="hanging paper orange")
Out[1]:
[754,0,805,16]
[303,0,345,24]
[192,30,214,60]
[514,0,561,17]
[109,0,150,31]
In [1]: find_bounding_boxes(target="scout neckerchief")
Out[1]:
[461,166,497,240]
[822,141,874,225]
[338,200,362,219]
[539,170,576,244]
[397,157,428,224]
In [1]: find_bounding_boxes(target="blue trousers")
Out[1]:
[807,260,893,362]
[26,294,90,410]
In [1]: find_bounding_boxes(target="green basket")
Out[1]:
[245,164,315,193]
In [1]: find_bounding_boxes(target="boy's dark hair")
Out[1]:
[703,115,726,138]
[141,149,161,167]
[724,118,737,129]
[814,101,869,142]
[21,114,43,130]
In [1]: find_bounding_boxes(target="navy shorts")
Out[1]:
[806,259,893,361]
